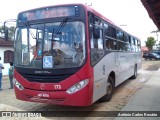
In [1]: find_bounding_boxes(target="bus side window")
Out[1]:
[116,30,124,41]
[106,39,117,50]
[90,24,104,65]
[97,29,103,49]
[91,27,103,49]
[124,34,129,43]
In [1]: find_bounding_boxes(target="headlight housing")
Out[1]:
[13,78,24,90]
[66,79,89,94]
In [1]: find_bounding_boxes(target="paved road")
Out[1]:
[0,60,160,120]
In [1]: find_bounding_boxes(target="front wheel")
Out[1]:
[99,76,114,102]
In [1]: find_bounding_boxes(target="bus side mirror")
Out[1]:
[93,27,100,39]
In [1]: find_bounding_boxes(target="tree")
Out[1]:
[0,25,16,40]
[145,37,156,51]
[8,26,16,40]
[0,26,5,35]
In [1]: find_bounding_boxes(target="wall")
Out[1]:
[0,47,14,75]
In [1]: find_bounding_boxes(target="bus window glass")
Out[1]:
[106,39,117,50]
[90,24,104,65]
[135,39,138,45]
[137,40,141,52]
[117,30,124,41]
[14,21,86,68]
[125,43,130,51]
[117,41,125,51]
[98,29,103,49]
[111,27,116,38]
[104,24,116,39]
[104,23,109,37]
[91,28,103,49]
[130,37,135,45]
[131,45,135,52]
[21,29,30,65]
[124,34,129,42]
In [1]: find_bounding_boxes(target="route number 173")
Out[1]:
[54,85,61,90]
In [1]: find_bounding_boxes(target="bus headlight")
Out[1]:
[66,79,89,94]
[13,78,24,90]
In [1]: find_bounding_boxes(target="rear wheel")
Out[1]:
[99,76,114,102]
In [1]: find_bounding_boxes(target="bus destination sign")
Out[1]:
[18,6,79,22]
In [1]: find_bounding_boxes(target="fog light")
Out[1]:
[13,78,24,90]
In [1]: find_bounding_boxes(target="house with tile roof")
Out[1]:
[0,37,14,75]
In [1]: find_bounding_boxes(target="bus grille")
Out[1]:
[20,73,72,83]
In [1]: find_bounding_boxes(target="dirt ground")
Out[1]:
[142,60,160,71]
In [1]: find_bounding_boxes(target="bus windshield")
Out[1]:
[14,21,85,69]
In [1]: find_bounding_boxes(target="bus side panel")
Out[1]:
[92,51,142,103]
[136,53,142,71]
[116,52,132,85]
[92,52,117,103]
[115,52,142,86]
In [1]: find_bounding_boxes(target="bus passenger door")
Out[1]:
[89,21,107,103]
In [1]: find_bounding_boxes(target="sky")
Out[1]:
[0,0,158,46]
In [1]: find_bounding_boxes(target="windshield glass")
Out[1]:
[14,21,85,69]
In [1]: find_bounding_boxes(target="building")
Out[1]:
[0,37,14,75]
[141,46,149,52]
[141,0,160,30]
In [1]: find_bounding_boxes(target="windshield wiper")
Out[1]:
[51,17,69,42]
[23,22,37,40]
[50,17,68,53]
[29,29,36,39]
[54,17,68,38]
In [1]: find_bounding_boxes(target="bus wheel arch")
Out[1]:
[109,72,115,87]
[99,71,115,102]
[131,64,137,79]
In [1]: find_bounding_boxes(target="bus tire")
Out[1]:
[99,76,114,102]
[131,65,137,79]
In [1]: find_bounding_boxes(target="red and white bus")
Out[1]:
[14,4,142,106]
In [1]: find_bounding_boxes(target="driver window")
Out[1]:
[90,18,104,65]
[91,28,103,49]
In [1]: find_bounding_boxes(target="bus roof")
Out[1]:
[18,3,115,26]
[82,4,140,40]
[18,3,140,41]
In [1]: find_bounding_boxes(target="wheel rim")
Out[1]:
[107,82,112,95]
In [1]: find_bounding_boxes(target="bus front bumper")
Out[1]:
[14,85,92,106]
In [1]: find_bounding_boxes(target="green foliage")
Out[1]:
[0,25,16,40]
[145,37,156,51]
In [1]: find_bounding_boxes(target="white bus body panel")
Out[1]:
[92,51,141,103]
[92,52,117,102]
